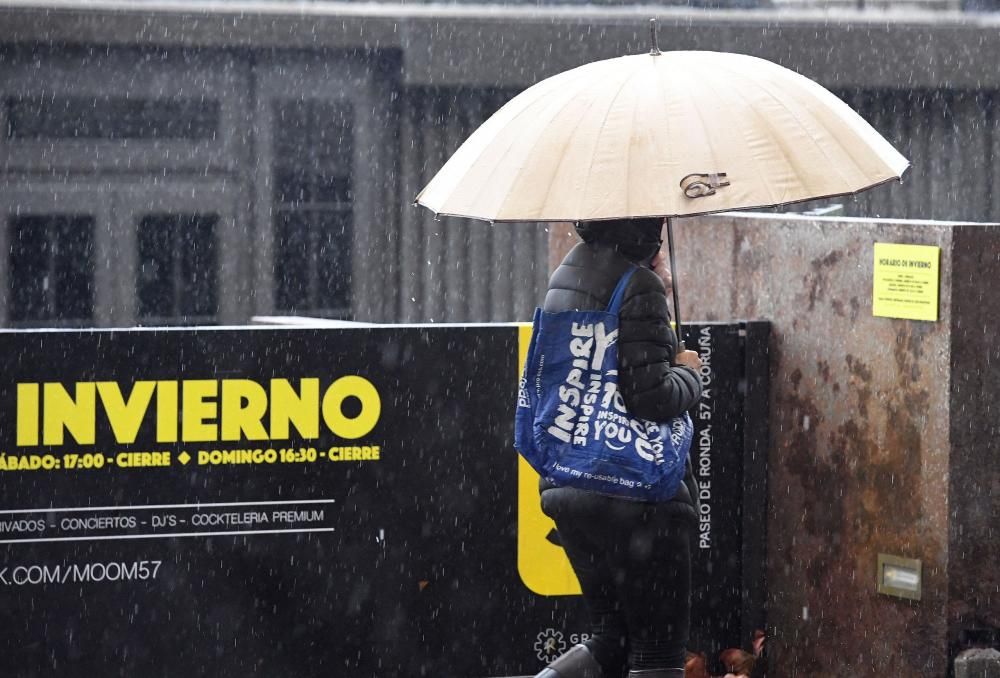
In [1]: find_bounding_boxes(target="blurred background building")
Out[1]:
[1,0,998,327]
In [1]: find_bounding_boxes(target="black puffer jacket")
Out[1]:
[540,227,703,514]
[544,244,702,420]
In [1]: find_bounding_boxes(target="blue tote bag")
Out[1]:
[515,267,694,502]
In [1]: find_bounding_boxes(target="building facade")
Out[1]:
[1,2,998,327]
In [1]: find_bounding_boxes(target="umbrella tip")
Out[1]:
[649,18,661,56]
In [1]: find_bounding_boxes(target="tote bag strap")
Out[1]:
[606,266,638,315]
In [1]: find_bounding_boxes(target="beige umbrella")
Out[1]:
[416,25,908,340]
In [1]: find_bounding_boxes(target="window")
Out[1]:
[137,214,218,324]
[272,99,353,317]
[5,96,220,141]
[8,214,95,324]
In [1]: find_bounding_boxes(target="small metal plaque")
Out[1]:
[877,553,922,601]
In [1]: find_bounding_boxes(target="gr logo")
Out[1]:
[517,324,582,596]
[533,628,567,662]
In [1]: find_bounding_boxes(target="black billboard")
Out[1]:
[0,323,767,677]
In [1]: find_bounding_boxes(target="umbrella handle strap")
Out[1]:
[681,172,729,199]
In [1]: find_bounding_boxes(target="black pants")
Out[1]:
[541,486,692,677]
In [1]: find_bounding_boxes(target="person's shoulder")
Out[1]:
[552,243,627,285]
[561,241,603,265]
[626,265,667,296]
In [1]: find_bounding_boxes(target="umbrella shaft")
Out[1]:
[666,218,685,352]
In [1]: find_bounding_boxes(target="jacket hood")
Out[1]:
[574,218,663,262]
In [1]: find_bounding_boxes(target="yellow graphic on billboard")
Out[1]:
[516,323,582,596]
[5,376,383,474]
[14,376,380,446]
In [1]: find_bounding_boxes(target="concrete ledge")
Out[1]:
[955,649,1000,678]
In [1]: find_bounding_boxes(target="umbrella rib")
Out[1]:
[466,68,597,219]
[749,75,857,191]
[430,173,902,223]
[534,74,612,218]
[420,53,905,221]
[715,60,860,195]
[652,61,737,206]
[624,65,644,216]
[691,65,781,206]
[769,80,867,185]
[581,63,648,216]
[687,75,732,201]
[651,58,675,212]
[430,67,586,216]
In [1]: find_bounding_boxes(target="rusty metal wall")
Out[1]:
[674,214,955,677]
[394,88,550,323]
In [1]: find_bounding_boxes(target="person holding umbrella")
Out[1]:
[416,22,907,678]
[531,216,704,678]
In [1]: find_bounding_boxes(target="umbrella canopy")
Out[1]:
[415,50,909,222]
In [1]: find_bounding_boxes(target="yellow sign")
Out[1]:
[872,243,941,321]
[516,323,582,596]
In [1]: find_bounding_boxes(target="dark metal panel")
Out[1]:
[399,90,424,323]
[947,225,1000,663]
[908,91,934,220]
[950,93,988,223]
[466,94,491,321]
[511,222,537,321]
[421,96,447,322]
[991,93,1000,219]
[852,89,876,217]
[354,58,398,322]
[490,224,515,322]
[398,86,552,324]
[374,54,404,323]
[883,90,910,220]
[929,91,952,221]
[485,89,517,323]
[741,320,771,661]
[803,87,1000,222]
[688,323,754,671]
[444,90,468,322]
